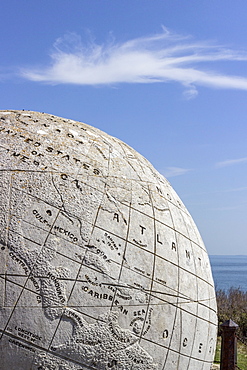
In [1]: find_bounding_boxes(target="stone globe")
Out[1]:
[0,110,217,369]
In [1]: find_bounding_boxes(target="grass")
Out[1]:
[214,336,247,369]
[237,341,247,369]
[214,337,221,364]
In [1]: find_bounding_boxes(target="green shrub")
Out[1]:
[216,287,247,339]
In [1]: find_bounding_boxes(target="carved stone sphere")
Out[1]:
[0,110,217,369]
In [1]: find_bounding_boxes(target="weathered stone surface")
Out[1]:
[0,110,217,369]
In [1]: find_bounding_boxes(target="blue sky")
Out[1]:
[1,0,247,255]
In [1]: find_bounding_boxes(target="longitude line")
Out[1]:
[138,184,157,345]
[0,205,61,341]
[161,199,180,370]
[108,181,132,312]
[2,171,13,309]
[47,143,109,352]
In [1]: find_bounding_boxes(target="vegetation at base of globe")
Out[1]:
[214,337,247,368]
[237,341,247,369]
[214,337,221,364]
[214,288,247,367]
[216,287,247,339]
[214,337,247,370]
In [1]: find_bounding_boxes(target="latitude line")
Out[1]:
[0,330,96,370]
[91,223,215,289]
[1,248,216,319]
[7,212,214,293]
[6,169,211,259]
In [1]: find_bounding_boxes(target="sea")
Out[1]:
[209,255,247,292]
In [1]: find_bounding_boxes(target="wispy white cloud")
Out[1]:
[161,166,191,178]
[182,84,198,100]
[20,28,247,96]
[215,157,247,168]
